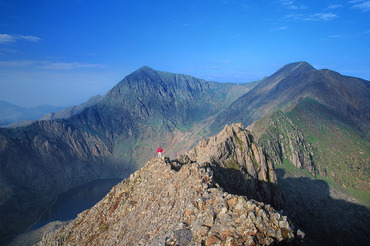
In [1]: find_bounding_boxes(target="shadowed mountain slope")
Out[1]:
[251,97,370,203]
[238,65,370,245]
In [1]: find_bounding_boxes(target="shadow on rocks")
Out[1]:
[275,168,370,246]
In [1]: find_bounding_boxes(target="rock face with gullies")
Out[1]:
[251,111,316,175]
[187,123,284,210]
[37,131,300,245]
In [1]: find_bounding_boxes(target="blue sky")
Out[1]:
[0,0,369,107]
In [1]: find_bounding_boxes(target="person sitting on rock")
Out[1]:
[157,147,163,158]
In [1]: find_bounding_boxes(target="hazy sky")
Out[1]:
[0,0,369,107]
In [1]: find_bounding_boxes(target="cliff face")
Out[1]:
[37,124,300,245]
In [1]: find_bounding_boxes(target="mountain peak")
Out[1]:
[276,61,316,76]
[126,66,157,78]
[137,65,156,72]
[294,61,314,68]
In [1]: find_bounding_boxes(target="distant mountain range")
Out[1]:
[0,62,369,245]
[0,101,66,127]
[0,95,104,128]
[39,95,103,121]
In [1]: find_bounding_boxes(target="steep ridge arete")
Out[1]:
[212,61,370,138]
[0,66,254,245]
[38,123,301,245]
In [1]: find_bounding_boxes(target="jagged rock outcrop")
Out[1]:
[186,123,284,210]
[37,123,299,245]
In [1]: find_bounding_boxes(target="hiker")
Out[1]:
[157,147,163,158]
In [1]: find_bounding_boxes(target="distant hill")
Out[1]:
[0,100,66,126]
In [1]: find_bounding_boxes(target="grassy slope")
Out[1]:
[286,97,369,205]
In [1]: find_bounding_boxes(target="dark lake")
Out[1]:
[31,178,122,230]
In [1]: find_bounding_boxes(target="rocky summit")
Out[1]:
[37,124,301,245]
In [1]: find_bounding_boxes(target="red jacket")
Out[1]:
[157,147,163,153]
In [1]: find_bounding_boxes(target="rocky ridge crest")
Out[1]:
[186,123,284,210]
[37,124,301,245]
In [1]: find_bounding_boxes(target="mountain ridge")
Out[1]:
[211,62,369,138]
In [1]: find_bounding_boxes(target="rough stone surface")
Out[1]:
[38,159,299,246]
[37,124,300,245]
